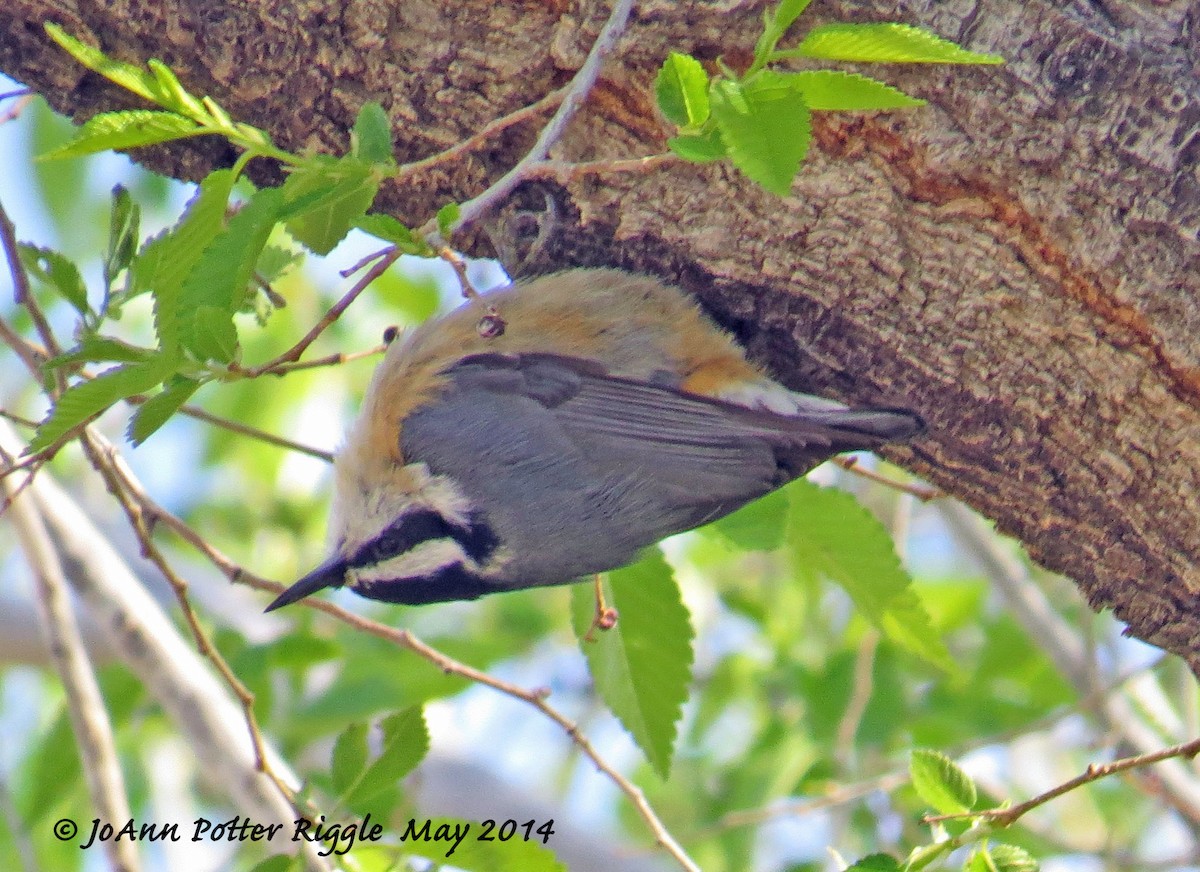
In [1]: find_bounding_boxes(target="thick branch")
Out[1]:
[4,0,1200,669]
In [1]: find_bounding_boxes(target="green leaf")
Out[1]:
[339,707,429,809]
[351,102,395,165]
[787,478,955,671]
[753,0,817,70]
[17,244,89,315]
[16,710,78,822]
[786,71,924,110]
[709,486,788,551]
[667,129,727,163]
[972,844,1040,872]
[655,52,710,127]
[45,24,163,104]
[910,748,977,815]
[134,168,238,353]
[795,23,1004,65]
[128,377,200,445]
[331,722,369,795]
[710,73,811,196]
[281,158,378,255]
[146,59,208,119]
[356,213,432,256]
[29,359,169,453]
[187,306,239,363]
[845,855,902,872]
[401,819,566,871]
[177,186,284,359]
[246,857,298,872]
[39,110,202,160]
[43,336,157,371]
[436,202,461,238]
[104,185,141,290]
[570,551,693,779]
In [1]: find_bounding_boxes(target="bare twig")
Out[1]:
[833,455,943,501]
[0,314,46,377]
[236,247,402,377]
[0,199,59,361]
[433,0,637,240]
[394,86,569,183]
[2,448,139,872]
[523,153,680,183]
[925,735,1200,829]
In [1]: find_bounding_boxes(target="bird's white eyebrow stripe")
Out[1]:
[348,507,499,567]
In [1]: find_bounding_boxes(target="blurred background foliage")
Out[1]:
[1,88,1198,872]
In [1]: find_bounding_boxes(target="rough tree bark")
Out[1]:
[4,0,1200,668]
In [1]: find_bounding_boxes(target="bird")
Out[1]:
[266,268,923,610]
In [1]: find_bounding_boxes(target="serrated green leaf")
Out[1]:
[39,109,202,161]
[655,52,710,127]
[339,707,429,809]
[128,377,200,445]
[570,551,693,779]
[17,244,89,315]
[709,486,788,550]
[29,359,169,453]
[187,306,239,363]
[845,854,902,872]
[254,244,303,287]
[753,0,817,69]
[104,185,141,291]
[331,722,369,795]
[45,24,163,104]
[177,186,284,358]
[147,59,208,119]
[352,102,395,165]
[281,158,378,255]
[355,213,431,255]
[134,168,238,353]
[796,23,1004,65]
[910,748,977,815]
[436,202,461,238]
[787,478,955,671]
[401,818,566,871]
[786,71,924,110]
[667,129,728,163]
[973,844,1040,872]
[43,336,157,371]
[710,73,811,196]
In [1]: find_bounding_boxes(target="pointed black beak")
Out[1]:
[265,558,349,612]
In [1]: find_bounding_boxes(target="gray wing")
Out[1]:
[400,352,920,585]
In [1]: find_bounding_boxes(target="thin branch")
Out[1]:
[522,152,681,183]
[2,449,139,872]
[79,431,298,810]
[0,313,46,378]
[393,85,569,183]
[0,93,34,126]
[234,248,402,377]
[711,771,909,832]
[172,403,334,462]
[833,455,943,501]
[435,0,637,240]
[0,198,59,361]
[924,735,1200,829]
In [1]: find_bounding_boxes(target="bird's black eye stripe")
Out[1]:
[455,511,501,562]
[351,509,500,567]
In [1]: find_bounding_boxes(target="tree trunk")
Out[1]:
[5,0,1200,668]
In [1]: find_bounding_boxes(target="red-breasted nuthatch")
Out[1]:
[266,269,923,610]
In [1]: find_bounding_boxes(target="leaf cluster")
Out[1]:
[655,0,1001,194]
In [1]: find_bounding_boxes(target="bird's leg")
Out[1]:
[582,573,619,642]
